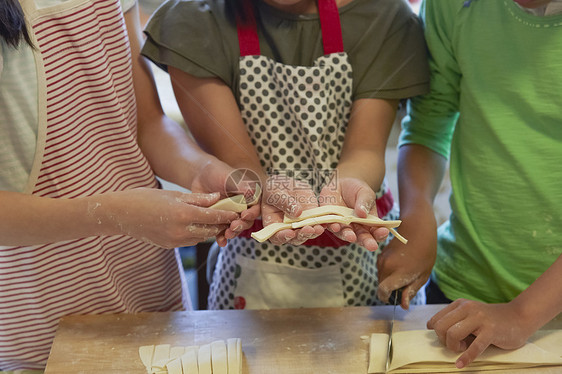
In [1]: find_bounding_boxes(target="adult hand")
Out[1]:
[261,175,324,245]
[376,206,437,309]
[319,177,388,251]
[97,188,238,248]
[427,299,535,369]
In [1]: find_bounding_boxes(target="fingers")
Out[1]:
[354,189,376,219]
[184,223,230,240]
[330,224,356,243]
[456,333,491,369]
[371,226,389,242]
[225,205,261,239]
[177,192,221,207]
[427,299,465,329]
[264,188,304,218]
[353,223,378,251]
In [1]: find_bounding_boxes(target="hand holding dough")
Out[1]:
[210,184,261,213]
[251,205,407,244]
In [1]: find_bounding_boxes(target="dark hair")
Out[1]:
[225,0,257,25]
[0,0,33,48]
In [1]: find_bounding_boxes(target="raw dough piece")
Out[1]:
[368,329,562,373]
[227,338,242,374]
[211,340,228,374]
[291,215,402,229]
[210,184,262,213]
[139,345,155,373]
[251,205,406,243]
[181,346,199,374]
[139,339,244,374]
[165,358,182,374]
[367,334,390,374]
[283,205,358,223]
[210,194,247,213]
[250,222,292,242]
[169,346,185,359]
[198,343,212,374]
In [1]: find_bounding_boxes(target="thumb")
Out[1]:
[354,187,376,219]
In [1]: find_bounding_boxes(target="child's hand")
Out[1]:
[376,205,437,309]
[261,175,324,245]
[427,299,535,369]
[221,204,260,246]
[96,188,238,248]
[319,177,387,251]
[191,163,261,246]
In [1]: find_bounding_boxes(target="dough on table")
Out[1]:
[139,339,243,374]
[197,343,212,374]
[181,346,199,374]
[368,329,562,373]
[211,340,228,374]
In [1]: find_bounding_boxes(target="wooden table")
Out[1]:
[45,305,562,374]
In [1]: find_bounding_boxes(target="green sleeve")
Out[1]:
[140,0,235,87]
[399,0,462,160]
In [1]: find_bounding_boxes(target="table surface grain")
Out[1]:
[44,305,562,374]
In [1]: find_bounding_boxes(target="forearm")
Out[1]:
[169,67,266,180]
[337,98,398,189]
[396,144,447,218]
[137,115,214,189]
[337,149,385,189]
[0,192,116,246]
[511,254,562,333]
[124,3,214,189]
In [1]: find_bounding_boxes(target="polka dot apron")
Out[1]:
[208,0,411,310]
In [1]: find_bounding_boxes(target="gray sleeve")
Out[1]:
[348,1,430,100]
[141,0,236,87]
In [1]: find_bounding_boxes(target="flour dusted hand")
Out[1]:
[93,188,238,248]
[261,175,324,245]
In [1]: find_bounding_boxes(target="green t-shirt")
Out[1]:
[141,0,429,102]
[401,0,562,303]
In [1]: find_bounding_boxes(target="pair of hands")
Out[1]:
[226,174,390,250]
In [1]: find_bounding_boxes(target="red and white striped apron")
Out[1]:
[0,0,186,370]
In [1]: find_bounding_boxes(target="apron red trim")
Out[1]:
[318,0,345,54]
[236,0,261,56]
[239,190,394,247]
[236,0,344,57]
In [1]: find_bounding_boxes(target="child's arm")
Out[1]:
[124,2,254,245]
[427,254,562,369]
[376,143,446,307]
[377,0,460,307]
[319,98,398,251]
[167,67,324,244]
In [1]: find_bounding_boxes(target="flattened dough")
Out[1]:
[227,338,241,374]
[181,346,199,374]
[140,339,243,374]
[211,340,228,374]
[368,329,562,373]
[198,343,212,374]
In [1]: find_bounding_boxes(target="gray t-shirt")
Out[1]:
[141,0,429,101]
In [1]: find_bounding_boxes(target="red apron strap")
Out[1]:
[318,0,344,54]
[236,0,261,56]
[236,0,344,57]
